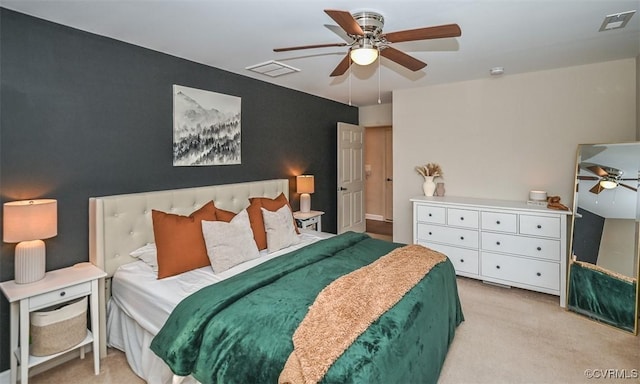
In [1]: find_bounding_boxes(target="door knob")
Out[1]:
[386,178,393,181]
[339,187,348,191]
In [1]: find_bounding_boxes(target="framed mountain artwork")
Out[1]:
[173,85,241,166]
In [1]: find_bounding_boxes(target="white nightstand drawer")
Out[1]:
[416,205,446,224]
[30,282,91,310]
[481,232,560,261]
[519,215,560,238]
[481,212,517,233]
[417,223,478,248]
[481,252,560,291]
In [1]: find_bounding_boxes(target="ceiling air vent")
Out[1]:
[599,10,636,31]
[246,60,300,77]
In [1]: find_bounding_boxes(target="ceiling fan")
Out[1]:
[578,163,638,194]
[273,9,461,77]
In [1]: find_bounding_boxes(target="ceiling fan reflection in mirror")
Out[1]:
[273,9,462,77]
[577,163,638,194]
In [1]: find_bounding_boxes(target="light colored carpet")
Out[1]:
[439,278,640,384]
[29,277,639,384]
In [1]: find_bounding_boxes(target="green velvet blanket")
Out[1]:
[150,232,464,383]
[568,261,637,333]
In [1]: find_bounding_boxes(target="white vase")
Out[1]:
[423,176,436,196]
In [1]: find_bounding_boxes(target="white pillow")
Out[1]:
[261,205,300,253]
[129,243,158,272]
[201,209,260,274]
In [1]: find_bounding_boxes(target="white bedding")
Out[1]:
[106,230,332,382]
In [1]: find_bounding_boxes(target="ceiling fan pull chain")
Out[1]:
[378,50,381,104]
[348,55,352,106]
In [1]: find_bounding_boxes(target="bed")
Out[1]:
[89,179,463,384]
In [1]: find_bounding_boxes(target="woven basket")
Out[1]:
[30,296,87,356]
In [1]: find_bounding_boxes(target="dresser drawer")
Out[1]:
[447,208,479,229]
[519,215,560,238]
[29,281,92,310]
[416,205,446,224]
[481,232,560,261]
[481,252,560,291]
[425,242,479,275]
[481,212,517,233]
[417,223,479,248]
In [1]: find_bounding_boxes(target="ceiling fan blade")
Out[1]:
[380,47,427,71]
[589,183,604,194]
[382,24,461,43]
[619,183,638,192]
[577,176,599,180]
[274,42,347,52]
[330,54,351,77]
[324,9,364,36]
[586,165,608,177]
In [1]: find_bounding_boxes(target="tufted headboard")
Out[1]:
[88,179,290,357]
[89,178,289,277]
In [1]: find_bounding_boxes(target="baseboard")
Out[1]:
[0,369,9,384]
[365,214,384,221]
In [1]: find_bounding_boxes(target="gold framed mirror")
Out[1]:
[568,142,639,334]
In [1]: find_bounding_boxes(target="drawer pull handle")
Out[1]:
[60,291,66,297]
[496,220,501,225]
[428,213,432,217]
[460,236,464,240]
[496,241,501,246]
[428,232,432,235]
[536,272,541,277]
[460,217,464,221]
[537,225,542,229]
[496,265,501,269]
[537,247,542,251]
[460,259,465,263]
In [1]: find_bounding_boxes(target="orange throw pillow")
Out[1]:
[214,207,237,222]
[152,201,217,279]
[247,193,298,250]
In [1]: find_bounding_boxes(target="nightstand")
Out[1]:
[0,263,106,384]
[293,210,325,231]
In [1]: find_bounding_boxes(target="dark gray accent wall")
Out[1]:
[0,8,357,370]
[573,207,605,265]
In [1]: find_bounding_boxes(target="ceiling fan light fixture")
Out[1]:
[350,39,378,66]
[599,177,618,189]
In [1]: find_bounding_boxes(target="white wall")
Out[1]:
[359,103,392,127]
[597,218,636,277]
[393,59,637,244]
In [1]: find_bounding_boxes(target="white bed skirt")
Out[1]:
[107,300,198,384]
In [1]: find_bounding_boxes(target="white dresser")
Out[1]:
[411,196,571,307]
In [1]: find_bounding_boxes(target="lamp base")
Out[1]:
[300,193,311,213]
[15,240,46,284]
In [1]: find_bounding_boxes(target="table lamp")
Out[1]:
[296,175,315,213]
[3,199,57,284]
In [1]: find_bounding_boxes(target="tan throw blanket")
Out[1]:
[279,244,446,384]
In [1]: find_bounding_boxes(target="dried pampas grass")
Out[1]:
[415,163,443,178]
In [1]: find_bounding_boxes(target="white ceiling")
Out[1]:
[2,1,639,107]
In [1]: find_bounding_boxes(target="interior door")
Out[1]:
[337,122,365,234]
[384,127,393,222]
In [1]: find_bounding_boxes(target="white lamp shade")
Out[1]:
[3,199,57,243]
[599,178,618,189]
[297,175,315,194]
[350,47,378,66]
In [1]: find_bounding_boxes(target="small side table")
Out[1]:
[0,263,107,384]
[293,210,325,232]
